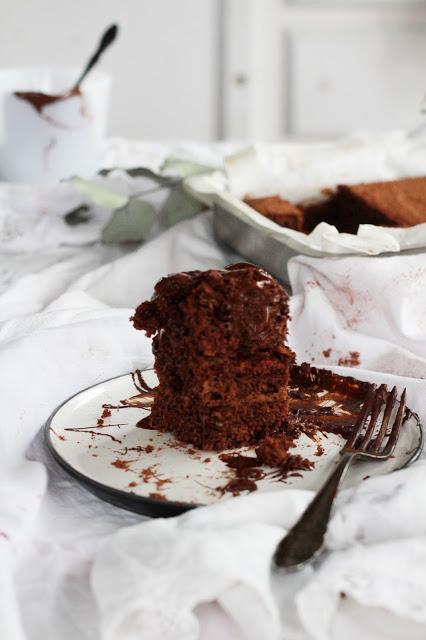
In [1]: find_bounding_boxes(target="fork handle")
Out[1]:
[273,452,356,570]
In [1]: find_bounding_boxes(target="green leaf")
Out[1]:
[160,183,205,228]
[69,176,129,209]
[63,204,92,226]
[99,166,172,184]
[101,198,157,244]
[161,156,212,178]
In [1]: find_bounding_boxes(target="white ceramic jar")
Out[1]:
[0,67,111,183]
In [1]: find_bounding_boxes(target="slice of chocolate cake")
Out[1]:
[244,195,304,231]
[132,263,293,450]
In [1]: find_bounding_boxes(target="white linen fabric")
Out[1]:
[1,142,426,640]
[90,250,426,640]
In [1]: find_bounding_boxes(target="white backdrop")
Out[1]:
[0,0,219,140]
[1,0,426,141]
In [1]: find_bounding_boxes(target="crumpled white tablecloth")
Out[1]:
[1,141,426,640]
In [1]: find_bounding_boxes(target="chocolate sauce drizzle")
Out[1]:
[131,369,154,394]
[64,428,122,443]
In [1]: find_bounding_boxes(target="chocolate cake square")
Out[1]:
[244,195,304,231]
[335,176,426,230]
[302,176,426,234]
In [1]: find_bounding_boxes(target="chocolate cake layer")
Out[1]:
[156,355,291,407]
[153,341,293,402]
[150,392,289,450]
[133,263,289,357]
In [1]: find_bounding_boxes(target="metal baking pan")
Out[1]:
[184,139,426,285]
[212,202,425,287]
[213,203,298,285]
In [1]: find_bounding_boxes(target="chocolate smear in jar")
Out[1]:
[14,87,82,113]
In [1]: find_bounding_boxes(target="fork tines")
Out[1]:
[343,384,407,457]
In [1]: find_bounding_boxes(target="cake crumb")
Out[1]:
[315,443,325,457]
[338,351,360,367]
[111,458,136,470]
[256,436,294,467]
[220,478,257,496]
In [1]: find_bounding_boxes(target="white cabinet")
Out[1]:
[222,0,426,139]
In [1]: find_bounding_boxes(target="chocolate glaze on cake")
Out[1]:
[133,262,290,356]
[132,263,293,450]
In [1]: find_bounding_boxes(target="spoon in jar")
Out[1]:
[15,23,119,112]
[71,23,119,91]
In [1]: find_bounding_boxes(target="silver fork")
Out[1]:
[273,384,407,570]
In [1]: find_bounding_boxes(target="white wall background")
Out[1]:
[1,0,426,141]
[223,0,426,140]
[0,0,220,140]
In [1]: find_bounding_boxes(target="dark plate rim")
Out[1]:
[45,369,424,518]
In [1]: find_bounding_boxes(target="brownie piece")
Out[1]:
[336,177,426,230]
[132,263,293,450]
[244,195,304,231]
[302,176,426,234]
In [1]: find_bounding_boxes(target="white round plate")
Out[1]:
[46,369,423,517]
